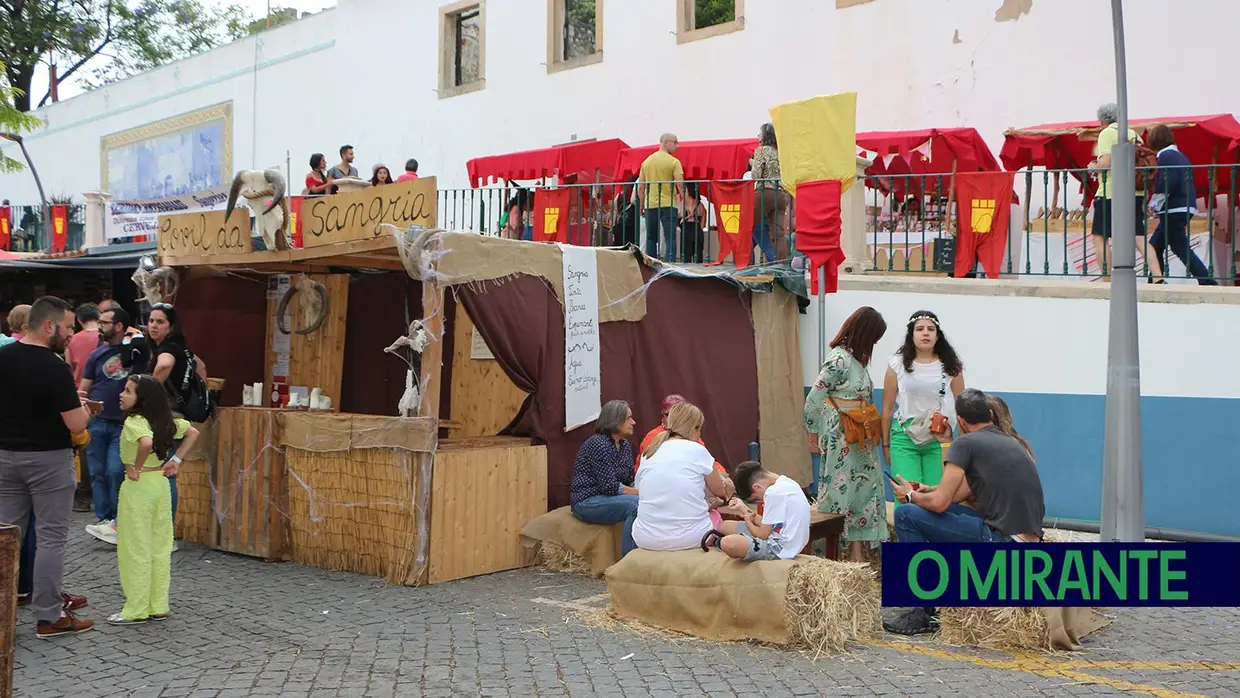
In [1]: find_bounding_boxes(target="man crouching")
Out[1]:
[701,461,810,561]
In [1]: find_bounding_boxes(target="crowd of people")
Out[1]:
[569,306,1046,638]
[302,144,421,196]
[0,296,207,637]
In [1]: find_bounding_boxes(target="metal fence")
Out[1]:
[4,204,87,253]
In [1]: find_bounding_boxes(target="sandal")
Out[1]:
[700,530,724,552]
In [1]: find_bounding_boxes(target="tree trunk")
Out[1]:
[6,64,35,113]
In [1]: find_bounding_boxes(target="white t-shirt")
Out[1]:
[762,475,811,559]
[632,439,716,551]
[889,355,955,424]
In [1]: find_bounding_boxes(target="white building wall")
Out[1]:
[4,0,1240,202]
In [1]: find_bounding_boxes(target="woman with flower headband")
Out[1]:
[880,310,966,499]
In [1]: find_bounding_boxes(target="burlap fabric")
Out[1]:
[519,506,624,577]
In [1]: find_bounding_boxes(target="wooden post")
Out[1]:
[419,277,445,421]
[0,524,19,698]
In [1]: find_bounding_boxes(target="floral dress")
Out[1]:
[804,346,888,546]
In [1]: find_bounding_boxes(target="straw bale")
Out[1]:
[784,557,882,656]
[938,607,1052,651]
[534,541,593,576]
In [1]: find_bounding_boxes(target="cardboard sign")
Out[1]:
[301,176,437,248]
[158,208,253,257]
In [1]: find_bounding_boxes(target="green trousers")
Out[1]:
[117,471,174,620]
[889,418,943,505]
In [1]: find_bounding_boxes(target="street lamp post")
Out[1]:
[1099,0,1145,542]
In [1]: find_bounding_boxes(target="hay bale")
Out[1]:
[784,558,882,656]
[938,607,1051,651]
[534,541,593,576]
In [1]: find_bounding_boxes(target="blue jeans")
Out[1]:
[894,503,1003,543]
[571,494,638,557]
[644,207,678,260]
[1150,212,1218,285]
[752,219,777,264]
[86,419,125,521]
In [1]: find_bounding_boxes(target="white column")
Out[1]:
[82,190,109,250]
[840,156,872,274]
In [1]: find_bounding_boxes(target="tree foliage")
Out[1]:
[0,0,253,112]
[246,6,298,35]
[694,0,736,29]
[0,61,42,172]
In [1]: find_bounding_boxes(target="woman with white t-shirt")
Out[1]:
[631,403,733,552]
[881,310,965,493]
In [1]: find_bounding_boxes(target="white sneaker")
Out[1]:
[85,520,118,546]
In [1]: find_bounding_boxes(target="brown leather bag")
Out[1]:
[829,397,882,449]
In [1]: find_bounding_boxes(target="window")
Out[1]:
[678,0,743,44]
[439,1,486,98]
[548,0,603,73]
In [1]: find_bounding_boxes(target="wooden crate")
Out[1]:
[212,407,289,560]
[428,437,548,584]
[0,525,16,698]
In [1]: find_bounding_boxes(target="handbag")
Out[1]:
[828,396,883,449]
[903,371,949,446]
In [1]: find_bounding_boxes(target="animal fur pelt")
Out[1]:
[275,274,330,335]
[225,168,289,251]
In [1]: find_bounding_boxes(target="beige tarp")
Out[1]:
[1045,608,1110,651]
[520,506,623,577]
[751,287,812,486]
[278,413,437,453]
[606,548,810,645]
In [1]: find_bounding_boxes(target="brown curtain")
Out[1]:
[458,269,759,509]
[340,273,422,416]
[177,274,267,407]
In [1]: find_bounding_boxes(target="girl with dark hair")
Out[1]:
[304,153,331,196]
[569,400,640,555]
[881,310,966,493]
[804,306,889,562]
[109,374,199,625]
[370,164,394,187]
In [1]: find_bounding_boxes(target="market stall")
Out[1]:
[613,138,759,182]
[157,175,548,586]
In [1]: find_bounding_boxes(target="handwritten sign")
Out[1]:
[302,175,438,248]
[561,245,601,431]
[470,326,495,360]
[158,209,253,257]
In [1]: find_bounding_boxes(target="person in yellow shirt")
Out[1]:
[1088,103,1148,278]
[635,133,684,260]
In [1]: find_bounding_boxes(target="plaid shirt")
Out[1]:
[570,433,635,506]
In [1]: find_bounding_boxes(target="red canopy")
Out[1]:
[613,138,758,182]
[466,138,629,187]
[1000,114,1240,200]
[857,127,1001,198]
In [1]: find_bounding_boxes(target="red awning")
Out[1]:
[466,138,629,187]
[1001,114,1240,200]
[857,127,1001,198]
[614,138,759,182]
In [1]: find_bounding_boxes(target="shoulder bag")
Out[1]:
[828,396,883,449]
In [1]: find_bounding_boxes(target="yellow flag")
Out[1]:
[769,92,858,195]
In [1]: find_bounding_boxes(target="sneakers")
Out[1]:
[883,607,940,636]
[700,530,724,552]
[85,520,117,545]
[61,593,88,611]
[106,613,146,626]
[36,612,94,639]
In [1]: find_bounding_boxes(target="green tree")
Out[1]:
[0,0,253,112]
[246,6,298,35]
[694,0,735,29]
[0,62,42,172]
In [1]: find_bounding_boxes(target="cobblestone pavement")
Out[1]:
[13,513,1240,697]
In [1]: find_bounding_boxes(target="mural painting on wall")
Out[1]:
[100,102,233,240]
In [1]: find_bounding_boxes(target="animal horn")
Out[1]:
[298,280,330,335]
[263,169,286,216]
[224,171,245,223]
[275,285,295,335]
[274,278,330,335]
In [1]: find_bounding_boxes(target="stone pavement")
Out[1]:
[13,513,1240,697]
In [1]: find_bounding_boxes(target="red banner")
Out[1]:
[288,196,304,248]
[954,171,1015,279]
[794,180,845,294]
[0,206,10,250]
[706,181,754,268]
[533,188,571,243]
[50,205,68,253]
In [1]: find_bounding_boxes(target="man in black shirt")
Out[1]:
[0,296,97,638]
[885,388,1046,636]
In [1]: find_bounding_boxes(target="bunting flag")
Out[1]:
[0,205,10,250]
[288,196,304,248]
[533,188,571,243]
[50,205,69,253]
[954,171,1015,278]
[794,180,845,294]
[706,180,754,268]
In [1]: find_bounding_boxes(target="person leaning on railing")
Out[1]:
[304,153,332,196]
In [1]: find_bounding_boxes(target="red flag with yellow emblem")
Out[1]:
[954,172,1014,279]
[288,196,304,248]
[533,188,571,243]
[707,181,754,267]
[50,205,69,253]
[0,205,10,250]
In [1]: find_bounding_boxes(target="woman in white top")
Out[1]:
[631,403,733,552]
[881,310,965,493]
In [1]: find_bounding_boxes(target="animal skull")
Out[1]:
[275,274,330,335]
[225,168,289,251]
[132,266,180,306]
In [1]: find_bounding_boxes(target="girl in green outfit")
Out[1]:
[881,311,965,496]
[805,307,889,563]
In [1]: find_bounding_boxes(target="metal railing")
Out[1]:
[3,204,87,253]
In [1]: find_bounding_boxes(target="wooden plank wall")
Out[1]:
[263,273,350,409]
[447,301,529,437]
[428,439,547,584]
[0,525,17,698]
[174,419,217,547]
[212,408,289,560]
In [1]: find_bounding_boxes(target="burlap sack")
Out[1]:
[606,548,809,644]
[1045,607,1111,651]
[519,506,624,577]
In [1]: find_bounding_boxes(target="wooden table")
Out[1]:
[802,511,845,560]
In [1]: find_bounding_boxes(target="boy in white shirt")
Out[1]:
[701,461,810,561]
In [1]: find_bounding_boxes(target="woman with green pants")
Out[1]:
[881,311,965,494]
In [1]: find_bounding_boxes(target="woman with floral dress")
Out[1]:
[804,306,889,562]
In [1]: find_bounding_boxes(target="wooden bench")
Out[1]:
[801,511,845,560]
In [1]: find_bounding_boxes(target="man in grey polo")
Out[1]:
[0,296,97,638]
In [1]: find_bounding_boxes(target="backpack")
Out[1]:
[175,346,215,423]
